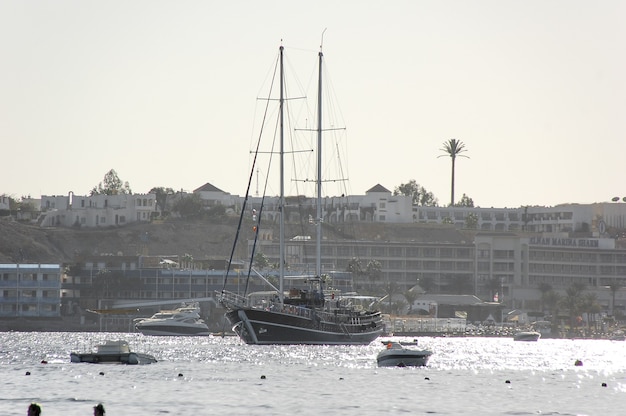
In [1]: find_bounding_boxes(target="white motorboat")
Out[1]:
[376,341,432,367]
[513,331,541,341]
[70,340,157,365]
[134,302,210,336]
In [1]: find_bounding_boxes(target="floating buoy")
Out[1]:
[178,373,183,377]
[99,371,105,376]
[602,382,607,387]
[505,380,511,384]
[260,375,266,379]
[424,377,430,381]
[25,371,31,376]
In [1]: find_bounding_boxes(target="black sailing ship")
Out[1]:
[217,42,383,345]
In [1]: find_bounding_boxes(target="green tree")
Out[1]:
[172,194,203,219]
[393,179,438,206]
[90,169,132,195]
[456,193,474,207]
[206,204,227,220]
[347,257,365,291]
[418,276,436,293]
[538,283,553,313]
[366,259,382,291]
[580,292,601,330]
[560,283,586,330]
[438,138,469,206]
[464,212,478,229]
[607,280,621,316]
[543,290,561,316]
[254,252,270,270]
[181,253,194,269]
[542,289,562,333]
[149,187,175,214]
[382,279,400,312]
[403,289,420,314]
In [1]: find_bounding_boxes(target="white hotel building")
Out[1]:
[39,193,156,228]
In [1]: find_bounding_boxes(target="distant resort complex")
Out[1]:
[2,183,626,337]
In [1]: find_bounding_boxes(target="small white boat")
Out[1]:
[376,341,432,367]
[135,302,210,336]
[70,340,157,365]
[513,331,541,341]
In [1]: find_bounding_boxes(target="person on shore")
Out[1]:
[93,403,105,416]
[27,403,41,416]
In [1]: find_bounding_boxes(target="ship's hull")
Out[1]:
[376,350,431,367]
[135,323,210,336]
[226,308,382,345]
[70,351,157,365]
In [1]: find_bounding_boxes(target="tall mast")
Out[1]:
[279,45,285,303]
[316,49,323,279]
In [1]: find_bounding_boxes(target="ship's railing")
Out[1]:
[215,290,248,309]
[217,289,381,327]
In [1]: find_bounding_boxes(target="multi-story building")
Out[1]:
[40,193,156,227]
[248,226,626,317]
[475,233,626,311]
[0,264,62,317]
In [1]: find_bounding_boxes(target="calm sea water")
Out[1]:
[1,332,625,415]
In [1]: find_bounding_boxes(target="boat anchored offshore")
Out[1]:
[70,340,157,365]
[134,302,210,336]
[376,341,432,367]
[513,331,541,341]
[217,41,383,345]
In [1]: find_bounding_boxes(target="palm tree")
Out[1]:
[560,283,586,332]
[608,280,621,316]
[543,290,562,334]
[581,293,601,331]
[366,259,382,292]
[346,257,364,291]
[538,283,553,314]
[438,138,469,206]
[403,289,420,314]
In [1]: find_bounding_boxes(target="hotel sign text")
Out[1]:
[529,237,599,248]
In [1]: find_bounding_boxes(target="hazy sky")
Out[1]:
[2,1,624,208]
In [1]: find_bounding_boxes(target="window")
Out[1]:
[406,247,419,257]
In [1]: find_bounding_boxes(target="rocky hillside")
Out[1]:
[0,216,472,265]
[0,217,240,264]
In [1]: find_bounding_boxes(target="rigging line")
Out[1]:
[221,50,280,293]
[243,99,280,296]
